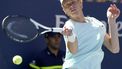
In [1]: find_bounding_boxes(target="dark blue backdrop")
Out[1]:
[0,0,122,69]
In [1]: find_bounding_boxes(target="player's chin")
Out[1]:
[71,11,79,15]
[71,13,79,17]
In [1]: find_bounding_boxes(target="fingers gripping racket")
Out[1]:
[2,15,63,43]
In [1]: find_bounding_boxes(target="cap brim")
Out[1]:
[44,32,61,38]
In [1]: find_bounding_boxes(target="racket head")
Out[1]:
[2,15,39,43]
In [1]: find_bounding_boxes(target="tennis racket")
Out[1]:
[2,15,63,43]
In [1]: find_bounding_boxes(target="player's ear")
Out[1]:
[62,8,67,14]
[79,0,83,9]
[80,0,83,3]
[61,6,68,16]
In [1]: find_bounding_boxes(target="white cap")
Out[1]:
[60,0,63,4]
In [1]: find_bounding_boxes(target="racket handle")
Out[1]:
[52,28,63,33]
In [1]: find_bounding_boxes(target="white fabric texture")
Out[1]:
[63,17,106,69]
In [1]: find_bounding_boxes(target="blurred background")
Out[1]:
[0,0,122,69]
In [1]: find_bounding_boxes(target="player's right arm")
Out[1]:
[62,26,78,54]
[67,36,78,54]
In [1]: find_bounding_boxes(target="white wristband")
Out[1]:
[67,33,76,42]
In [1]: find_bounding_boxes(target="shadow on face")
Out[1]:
[45,33,62,49]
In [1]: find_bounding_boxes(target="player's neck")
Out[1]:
[71,13,85,23]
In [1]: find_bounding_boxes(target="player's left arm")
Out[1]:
[104,4,120,54]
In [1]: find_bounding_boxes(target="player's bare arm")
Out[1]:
[104,4,120,53]
[62,26,78,54]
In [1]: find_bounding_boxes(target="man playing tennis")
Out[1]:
[60,0,120,69]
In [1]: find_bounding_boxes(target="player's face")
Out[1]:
[62,0,83,18]
[47,34,62,49]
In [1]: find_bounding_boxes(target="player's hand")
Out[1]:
[62,26,73,36]
[107,4,120,20]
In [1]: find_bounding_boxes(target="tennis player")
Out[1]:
[60,0,120,69]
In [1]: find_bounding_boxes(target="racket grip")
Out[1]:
[52,28,63,33]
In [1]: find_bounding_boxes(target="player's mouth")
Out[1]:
[70,9,78,14]
[70,5,78,14]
